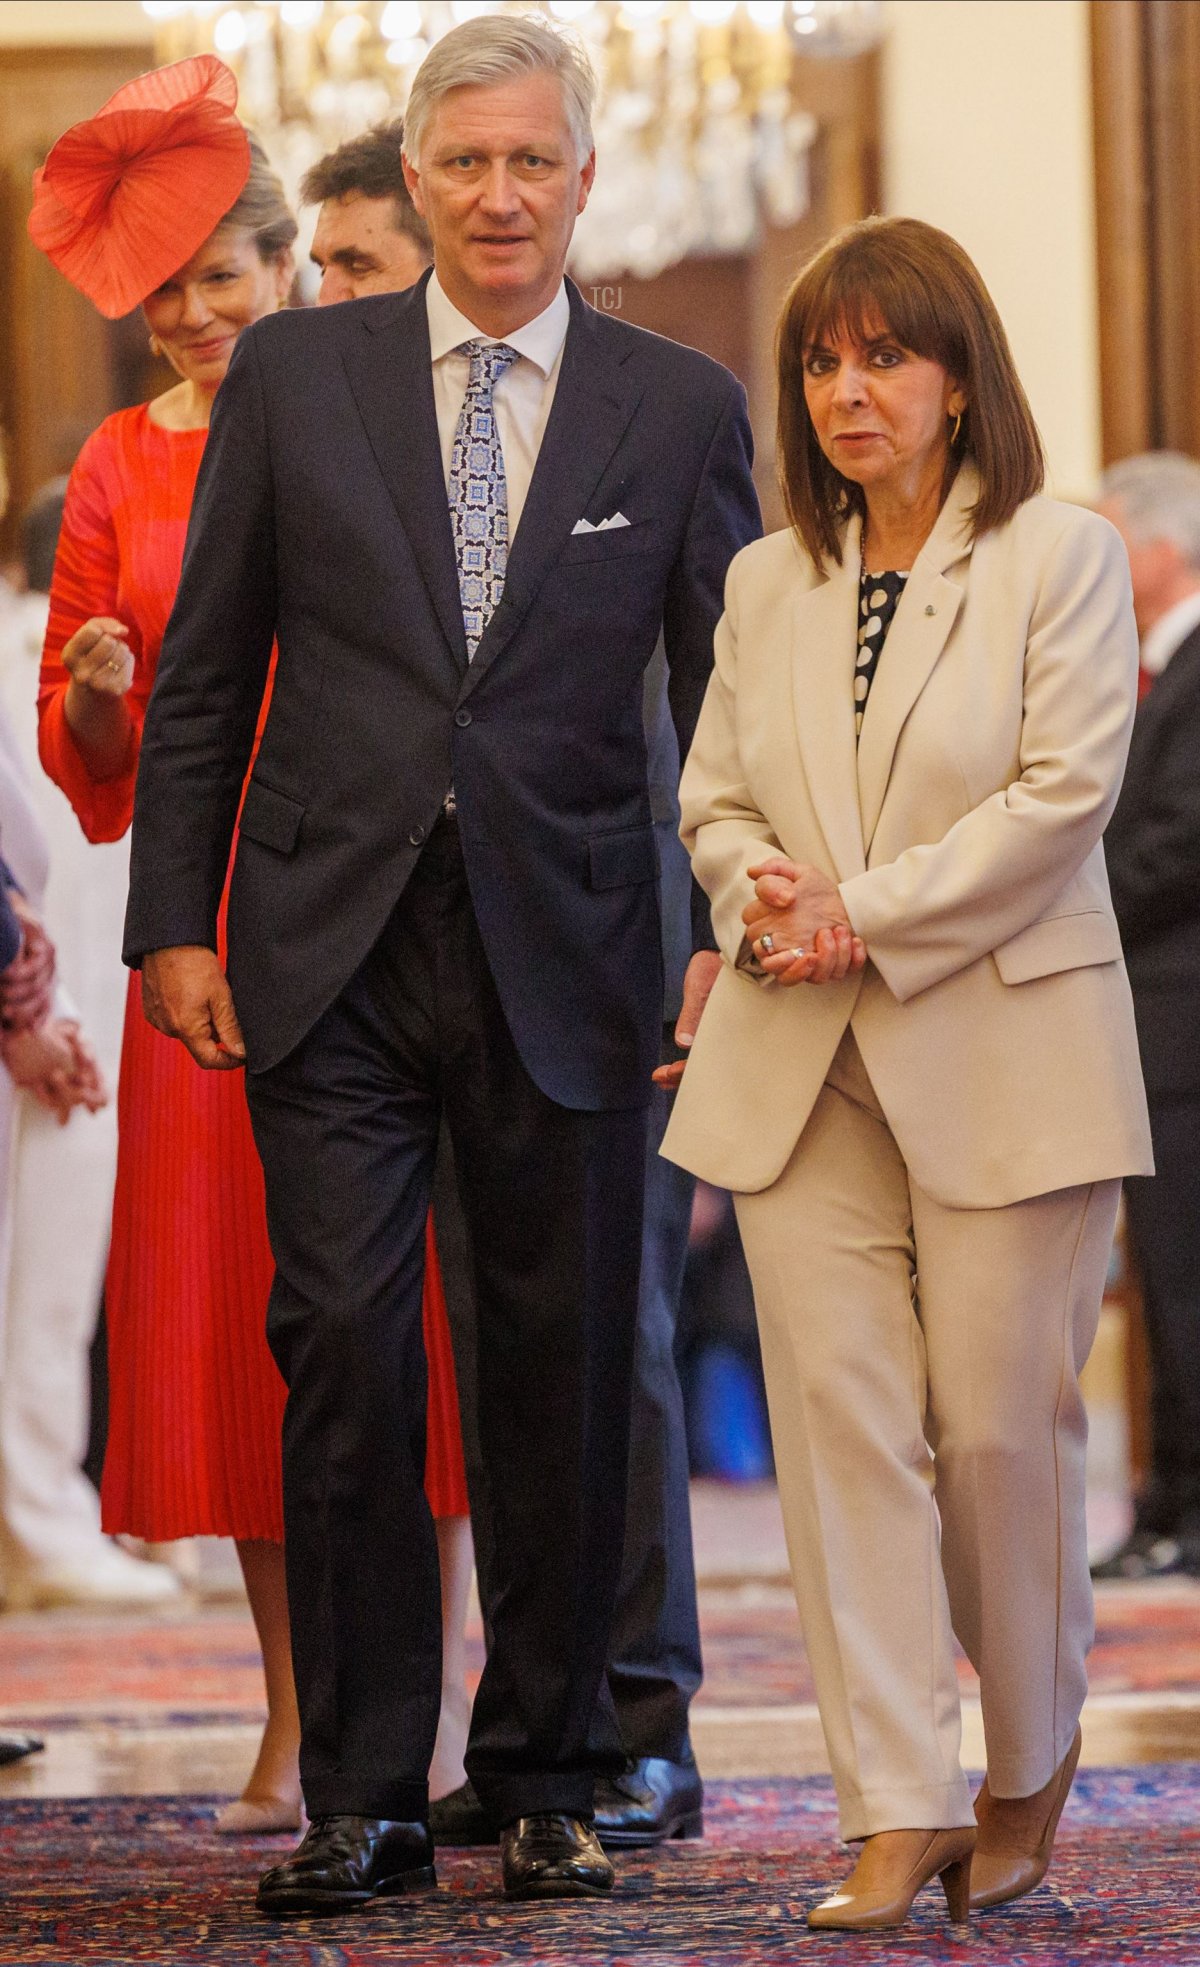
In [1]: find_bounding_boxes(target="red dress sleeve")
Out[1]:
[38,424,145,843]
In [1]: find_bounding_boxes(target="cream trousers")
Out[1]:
[733,1029,1119,1841]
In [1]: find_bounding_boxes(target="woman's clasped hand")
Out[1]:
[743,857,867,984]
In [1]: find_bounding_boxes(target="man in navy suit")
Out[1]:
[125,13,759,1916]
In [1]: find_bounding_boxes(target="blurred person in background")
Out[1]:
[675,1181,772,1484]
[0,469,175,1613]
[304,116,432,302]
[0,808,67,1766]
[302,115,725,1858]
[1096,453,1200,1581]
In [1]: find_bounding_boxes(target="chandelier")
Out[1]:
[142,1,884,281]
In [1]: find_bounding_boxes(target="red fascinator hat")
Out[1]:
[28,54,251,320]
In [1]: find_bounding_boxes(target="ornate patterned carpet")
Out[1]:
[2,1770,1198,1965]
[2,1583,1198,1728]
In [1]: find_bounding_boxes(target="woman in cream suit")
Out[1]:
[661,216,1152,1933]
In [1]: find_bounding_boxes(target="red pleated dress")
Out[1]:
[39,404,468,1540]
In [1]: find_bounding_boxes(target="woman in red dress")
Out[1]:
[33,57,472,1831]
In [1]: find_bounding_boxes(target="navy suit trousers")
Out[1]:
[246,815,646,1823]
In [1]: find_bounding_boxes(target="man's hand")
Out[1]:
[142,946,246,1070]
[652,949,722,1090]
[0,897,57,1032]
[742,858,867,987]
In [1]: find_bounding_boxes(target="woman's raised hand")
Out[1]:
[62,617,134,697]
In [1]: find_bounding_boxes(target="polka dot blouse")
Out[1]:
[856,570,908,739]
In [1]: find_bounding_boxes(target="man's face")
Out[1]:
[403,71,594,325]
[311,191,429,303]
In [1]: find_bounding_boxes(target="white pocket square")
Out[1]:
[571,511,631,535]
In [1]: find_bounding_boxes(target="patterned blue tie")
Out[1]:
[448,339,521,660]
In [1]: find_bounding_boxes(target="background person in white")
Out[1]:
[0,479,175,1613]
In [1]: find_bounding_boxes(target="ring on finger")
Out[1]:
[760,933,775,954]
[107,656,121,673]
[792,947,807,961]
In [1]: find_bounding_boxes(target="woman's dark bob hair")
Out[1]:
[777,215,1045,568]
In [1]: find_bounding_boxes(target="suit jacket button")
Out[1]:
[409,824,426,846]
[454,709,472,727]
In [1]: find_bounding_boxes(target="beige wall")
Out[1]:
[0,2,147,44]
[882,0,1101,499]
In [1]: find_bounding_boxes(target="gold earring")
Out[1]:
[951,410,963,446]
[148,333,162,358]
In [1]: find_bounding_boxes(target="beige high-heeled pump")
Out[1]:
[807,1826,976,1933]
[971,1725,1082,1909]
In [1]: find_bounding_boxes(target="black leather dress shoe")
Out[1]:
[0,1731,44,1768]
[593,1755,704,1848]
[501,1813,614,1899]
[429,1778,492,1846]
[256,1814,436,1918]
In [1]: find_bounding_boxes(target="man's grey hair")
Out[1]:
[402,12,596,169]
[1102,451,1200,571]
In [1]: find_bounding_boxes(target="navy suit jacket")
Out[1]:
[124,274,761,1108]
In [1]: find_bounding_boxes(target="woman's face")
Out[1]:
[142,226,292,390]
[802,312,965,503]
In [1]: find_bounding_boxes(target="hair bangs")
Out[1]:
[797,242,962,378]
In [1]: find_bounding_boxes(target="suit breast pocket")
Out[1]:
[560,521,660,564]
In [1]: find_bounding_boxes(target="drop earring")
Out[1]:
[951,410,963,446]
[149,333,162,358]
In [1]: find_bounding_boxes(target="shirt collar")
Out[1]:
[426,270,570,377]
[1141,588,1200,677]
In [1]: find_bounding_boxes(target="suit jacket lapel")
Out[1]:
[460,282,643,699]
[855,468,975,850]
[792,525,867,883]
[340,273,468,668]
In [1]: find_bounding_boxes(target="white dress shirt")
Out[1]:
[426,272,570,537]
[1140,587,1200,678]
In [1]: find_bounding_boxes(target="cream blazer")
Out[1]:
[662,467,1154,1209]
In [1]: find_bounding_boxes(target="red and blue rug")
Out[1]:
[2,1769,1198,1965]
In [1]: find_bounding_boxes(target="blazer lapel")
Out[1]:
[792,526,867,882]
[855,468,975,850]
[340,273,468,668]
[459,282,643,698]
